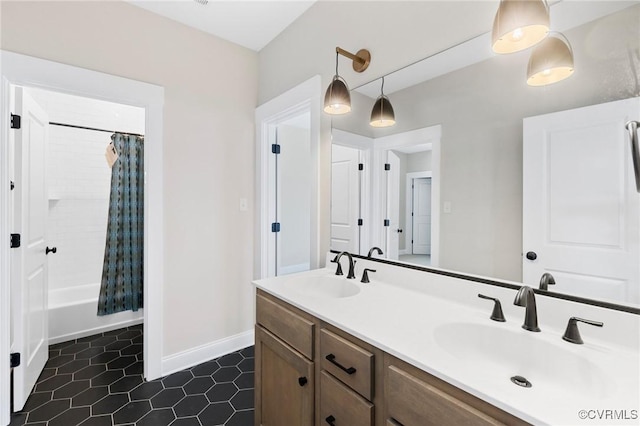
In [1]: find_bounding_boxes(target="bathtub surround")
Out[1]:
[49,284,142,345]
[98,133,145,316]
[9,326,254,426]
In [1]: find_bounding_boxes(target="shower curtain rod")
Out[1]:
[49,121,144,138]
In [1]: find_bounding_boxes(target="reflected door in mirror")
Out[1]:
[523,97,640,305]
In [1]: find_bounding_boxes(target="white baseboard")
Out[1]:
[161,329,254,377]
[278,263,310,275]
[49,318,143,345]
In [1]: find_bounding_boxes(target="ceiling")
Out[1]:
[127,0,316,51]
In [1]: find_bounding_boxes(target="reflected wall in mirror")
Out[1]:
[330,2,640,308]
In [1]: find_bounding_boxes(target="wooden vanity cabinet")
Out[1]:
[255,291,316,426]
[255,290,529,426]
[383,355,528,426]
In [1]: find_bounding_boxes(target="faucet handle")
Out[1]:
[539,272,556,291]
[330,256,343,276]
[478,294,506,322]
[562,317,604,345]
[361,268,376,283]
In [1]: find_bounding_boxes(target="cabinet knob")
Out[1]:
[298,376,307,387]
[325,415,336,426]
[525,251,537,261]
[46,246,57,255]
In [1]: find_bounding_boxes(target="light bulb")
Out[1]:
[512,28,524,41]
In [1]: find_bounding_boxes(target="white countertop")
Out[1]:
[254,262,640,426]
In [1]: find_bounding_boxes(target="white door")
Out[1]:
[523,97,640,305]
[276,120,311,276]
[331,144,360,253]
[412,178,432,255]
[386,151,401,260]
[11,87,50,410]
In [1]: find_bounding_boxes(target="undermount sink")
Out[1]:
[283,274,361,299]
[433,322,613,399]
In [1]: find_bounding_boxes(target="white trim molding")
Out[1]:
[255,75,322,279]
[0,50,165,424]
[161,329,254,377]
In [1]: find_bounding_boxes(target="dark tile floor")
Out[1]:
[10,325,254,426]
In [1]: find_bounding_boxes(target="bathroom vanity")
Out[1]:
[253,255,640,426]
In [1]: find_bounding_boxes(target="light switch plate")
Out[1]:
[239,198,248,211]
[443,201,452,214]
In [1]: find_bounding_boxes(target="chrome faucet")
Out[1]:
[367,247,383,258]
[513,286,540,332]
[334,251,356,279]
[539,273,556,291]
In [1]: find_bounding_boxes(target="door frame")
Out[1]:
[255,76,321,279]
[405,172,433,255]
[0,51,165,424]
[374,125,441,266]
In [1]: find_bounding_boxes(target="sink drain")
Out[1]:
[510,375,532,388]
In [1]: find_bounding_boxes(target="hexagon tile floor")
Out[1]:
[9,325,254,426]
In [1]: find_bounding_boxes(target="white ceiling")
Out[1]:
[127,0,316,51]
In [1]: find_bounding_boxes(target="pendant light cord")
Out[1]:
[381,76,385,96]
[335,51,339,76]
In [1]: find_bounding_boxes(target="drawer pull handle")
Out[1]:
[325,415,336,425]
[298,376,308,387]
[326,353,356,375]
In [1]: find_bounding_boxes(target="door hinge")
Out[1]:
[10,353,20,368]
[271,222,281,233]
[384,163,391,171]
[10,233,20,248]
[271,144,281,154]
[10,181,15,191]
[357,219,363,226]
[384,219,390,227]
[10,114,21,129]
[358,163,364,171]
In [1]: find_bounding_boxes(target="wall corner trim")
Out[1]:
[161,329,255,378]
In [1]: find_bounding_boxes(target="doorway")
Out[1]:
[1,50,164,425]
[374,126,441,266]
[403,176,432,267]
[255,75,321,279]
[9,85,146,412]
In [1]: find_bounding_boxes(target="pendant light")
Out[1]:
[492,0,550,54]
[324,47,371,115]
[527,32,574,86]
[370,77,395,128]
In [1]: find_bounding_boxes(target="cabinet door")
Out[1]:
[255,326,314,426]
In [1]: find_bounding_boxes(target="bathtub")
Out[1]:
[48,283,143,344]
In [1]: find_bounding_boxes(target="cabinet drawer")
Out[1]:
[256,294,314,359]
[320,329,373,400]
[386,364,503,426]
[320,371,373,426]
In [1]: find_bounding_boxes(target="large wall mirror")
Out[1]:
[330,1,640,309]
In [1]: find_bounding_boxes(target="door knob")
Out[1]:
[525,251,537,261]
[298,376,308,387]
[46,246,57,255]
